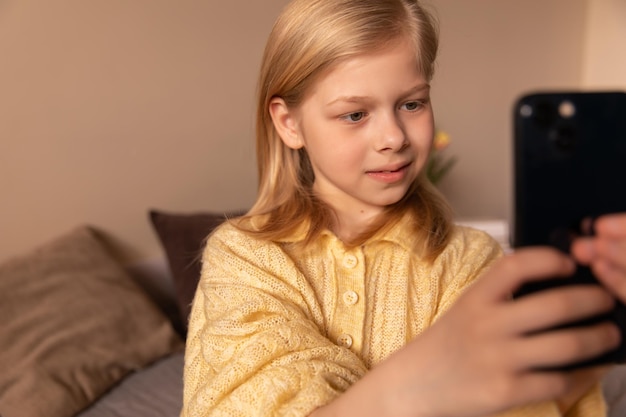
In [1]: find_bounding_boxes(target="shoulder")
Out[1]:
[419,225,504,300]
[204,218,279,260]
[202,217,306,280]
[436,224,504,273]
[198,217,322,318]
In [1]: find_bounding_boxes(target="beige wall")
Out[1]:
[0,0,289,263]
[430,0,625,222]
[1,0,622,264]
[582,0,626,89]
[429,0,587,221]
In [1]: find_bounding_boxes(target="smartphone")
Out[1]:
[512,91,626,367]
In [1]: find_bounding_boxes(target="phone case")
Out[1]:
[512,91,626,367]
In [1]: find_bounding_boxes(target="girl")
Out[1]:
[182,0,626,415]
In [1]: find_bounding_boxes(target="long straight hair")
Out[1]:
[237,0,453,261]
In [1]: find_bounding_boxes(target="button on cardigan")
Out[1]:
[181,214,606,417]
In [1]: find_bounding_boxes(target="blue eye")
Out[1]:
[402,101,422,111]
[343,112,366,122]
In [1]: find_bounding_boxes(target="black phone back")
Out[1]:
[512,91,626,367]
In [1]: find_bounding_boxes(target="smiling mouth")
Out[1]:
[365,162,413,184]
[368,162,411,174]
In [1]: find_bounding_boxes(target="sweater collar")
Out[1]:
[276,210,418,251]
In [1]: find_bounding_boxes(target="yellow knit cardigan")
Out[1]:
[181,215,605,417]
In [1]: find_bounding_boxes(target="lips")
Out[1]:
[367,161,411,174]
[366,161,412,184]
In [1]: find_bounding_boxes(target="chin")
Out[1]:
[371,193,407,208]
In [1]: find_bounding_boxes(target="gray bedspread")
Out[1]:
[78,352,184,417]
[605,364,626,417]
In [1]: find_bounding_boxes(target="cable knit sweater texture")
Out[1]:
[181,214,606,417]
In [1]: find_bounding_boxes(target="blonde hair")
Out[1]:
[238,0,452,260]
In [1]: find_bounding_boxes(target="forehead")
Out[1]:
[306,40,426,102]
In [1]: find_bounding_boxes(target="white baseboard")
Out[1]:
[456,218,510,252]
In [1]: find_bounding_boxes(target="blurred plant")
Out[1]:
[426,130,457,185]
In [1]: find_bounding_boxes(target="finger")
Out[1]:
[508,365,609,409]
[572,237,626,303]
[507,285,615,335]
[570,238,594,265]
[595,214,626,238]
[472,247,576,302]
[565,364,612,384]
[593,260,626,303]
[572,236,626,269]
[514,322,620,370]
[595,238,626,271]
[503,372,573,408]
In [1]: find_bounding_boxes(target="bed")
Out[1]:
[1,210,625,417]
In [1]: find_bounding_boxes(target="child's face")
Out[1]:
[280,39,434,218]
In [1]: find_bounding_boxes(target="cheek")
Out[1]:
[424,134,434,151]
[412,130,434,154]
[303,124,362,162]
[406,113,434,149]
[410,131,434,172]
[314,142,362,173]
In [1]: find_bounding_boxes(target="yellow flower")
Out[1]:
[427,129,457,185]
[433,130,451,150]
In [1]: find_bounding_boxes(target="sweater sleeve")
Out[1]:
[564,383,607,417]
[181,225,367,417]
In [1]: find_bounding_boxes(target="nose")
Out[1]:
[375,112,408,152]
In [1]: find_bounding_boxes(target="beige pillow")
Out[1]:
[0,226,184,417]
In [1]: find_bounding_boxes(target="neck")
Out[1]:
[330,207,380,243]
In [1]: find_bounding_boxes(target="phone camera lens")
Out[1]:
[533,100,557,128]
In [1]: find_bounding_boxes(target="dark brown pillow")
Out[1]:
[0,226,183,417]
[149,209,243,335]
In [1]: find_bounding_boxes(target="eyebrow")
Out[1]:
[326,83,431,107]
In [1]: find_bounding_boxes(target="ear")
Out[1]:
[269,97,304,149]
